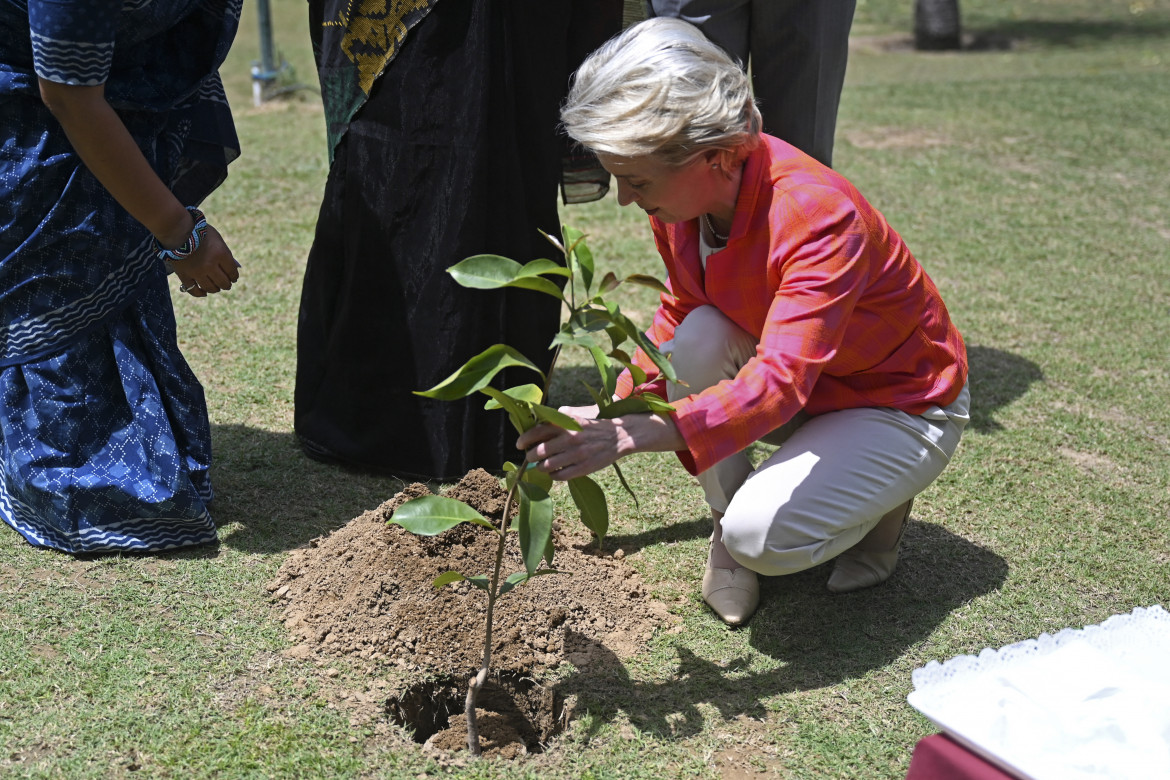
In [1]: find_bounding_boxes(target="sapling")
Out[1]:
[389,226,677,755]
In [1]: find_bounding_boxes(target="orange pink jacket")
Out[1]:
[616,134,968,475]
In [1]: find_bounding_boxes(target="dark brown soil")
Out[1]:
[267,469,675,757]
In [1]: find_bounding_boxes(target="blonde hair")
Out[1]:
[561,17,762,167]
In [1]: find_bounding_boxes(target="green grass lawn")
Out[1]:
[2,1,1168,777]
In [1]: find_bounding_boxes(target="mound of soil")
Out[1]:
[267,469,675,756]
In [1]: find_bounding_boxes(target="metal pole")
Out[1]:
[252,0,278,105]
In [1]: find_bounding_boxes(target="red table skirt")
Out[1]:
[906,734,1019,780]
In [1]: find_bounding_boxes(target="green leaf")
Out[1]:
[639,339,678,384]
[498,571,529,597]
[623,273,672,296]
[583,383,608,409]
[501,461,522,490]
[432,571,466,589]
[540,228,564,254]
[604,325,625,352]
[504,275,566,299]
[568,476,609,544]
[518,258,571,279]
[480,386,535,434]
[517,481,554,576]
[522,463,554,494]
[615,356,649,388]
[596,395,655,419]
[448,254,523,287]
[532,404,583,431]
[498,569,561,597]
[416,344,544,400]
[568,308,613,334]
[604,302,678,384]
[502,462,526,495]
[550,326,590,349]
[611,461,640,510]
[588,345,618,397]
[601,301,635,332]
[596,392,674,419]
[494,383,544,405]
[575,241,595,294]
[562,225,593,293]
[598,271,620,294]
[390,495,497,536]
[640,392,676,415]
[447,255,565,300]
[433,571,492,592]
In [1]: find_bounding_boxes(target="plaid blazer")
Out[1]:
[617,134,968,475]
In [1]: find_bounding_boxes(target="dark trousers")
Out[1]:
[649,0,855,167]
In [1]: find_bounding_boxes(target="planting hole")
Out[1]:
[386,671,564,755]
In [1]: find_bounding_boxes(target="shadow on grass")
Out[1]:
[604,515,711,554]
[557,522,1007,740]
[207,424,407,555]
[72,544,224,561]
[966,345,1043,433]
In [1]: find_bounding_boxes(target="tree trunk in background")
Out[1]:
[915,0,962,50]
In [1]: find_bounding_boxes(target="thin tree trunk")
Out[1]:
[465,485,517,755]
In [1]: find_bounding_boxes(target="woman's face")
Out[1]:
[597,151,723,224]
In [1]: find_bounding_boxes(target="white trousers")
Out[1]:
[663,306,970,577]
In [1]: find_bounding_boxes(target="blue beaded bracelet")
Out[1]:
[154,206,209,262]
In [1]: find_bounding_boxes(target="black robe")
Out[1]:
[296,0,621,479]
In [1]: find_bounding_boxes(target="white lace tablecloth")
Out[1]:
[908,605,1170,780]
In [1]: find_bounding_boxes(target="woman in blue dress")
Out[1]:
[0,0,243,553]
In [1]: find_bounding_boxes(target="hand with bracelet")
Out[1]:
[154,205,241,298]
[38,80,242,298]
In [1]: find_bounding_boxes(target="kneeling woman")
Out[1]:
[519,18,969,625]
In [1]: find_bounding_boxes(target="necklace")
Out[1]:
[703,213,728,243]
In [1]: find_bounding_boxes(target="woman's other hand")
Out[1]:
[517,406,685,480]
[171,225,240,297]
[38,78,240,298]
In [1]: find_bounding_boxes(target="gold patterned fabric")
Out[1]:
[330,0,434,95]
[311,0,438,160]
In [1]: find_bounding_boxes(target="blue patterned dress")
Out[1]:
[0,0,241,553]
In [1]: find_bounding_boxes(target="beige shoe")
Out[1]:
[701,566,759,625]
[827,499,913,594]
